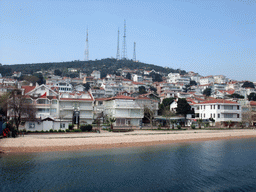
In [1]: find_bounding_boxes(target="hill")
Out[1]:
[0,58,186,78]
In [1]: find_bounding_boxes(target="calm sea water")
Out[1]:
[1,138,256,192]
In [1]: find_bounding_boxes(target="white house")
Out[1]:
[104,95,144,127]
[194,99,242,125]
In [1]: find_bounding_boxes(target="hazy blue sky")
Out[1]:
[1,0,255,81]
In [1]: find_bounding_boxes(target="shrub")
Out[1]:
[21,129,27,133]
[80,124,93,132]
[27,130,31,133]
[45,130,49,133]
[58,129,63,132]
[35,130,39,133]
[69,124,74,130]
[53,130,57,133]
[66,129,70,132]
[177,125,181,129]
[40,130,44,133]
[74,129,82,132]
[191,124,196,129]
[204,123,209,128]
[49,129,54,133]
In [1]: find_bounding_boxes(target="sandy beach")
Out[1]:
[1,129,256,153]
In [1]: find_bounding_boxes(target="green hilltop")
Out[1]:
[0,58,186,78]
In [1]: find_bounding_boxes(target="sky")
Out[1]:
[0,0,255,81]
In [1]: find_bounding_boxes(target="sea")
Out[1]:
[1,138,256,192]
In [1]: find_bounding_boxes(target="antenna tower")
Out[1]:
[133,42,136,62]
[122,20,127,59]
[84,28,89,61]
[116,28,120,60]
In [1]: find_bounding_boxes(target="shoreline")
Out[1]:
[1,129,256,154]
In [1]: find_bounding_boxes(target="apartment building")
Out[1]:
[194,99,241,124]
[104,95,144,127]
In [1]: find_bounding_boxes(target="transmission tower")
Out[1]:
[84,28,89,61]
[122,20,127,59]
[133,42,136,62]
[116,28,120,60]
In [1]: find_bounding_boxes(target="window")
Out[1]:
[210,105,212,109]
[224,105,233,110]
[210,113,212,118]
[41,87,45,90]
[218,114,220,118]
[60,123,65,128]
[204,114,205,118]
[50,108,57,113]
[214,105,215,109]
[213,114,215,118]
[204,106,205,109]
[201,106,202,110]
[224,114,233,118]
[237,106,240,110]
[218,105,220,109]
[52,100,57,104]
[237,114,240,118]
[29,122,35,129]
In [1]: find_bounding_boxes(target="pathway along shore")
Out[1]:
[1,129,256,153]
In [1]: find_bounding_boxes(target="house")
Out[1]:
[91,70,101,79]
[194,99,242,126]
[104,95,144,127]
[59,91,94,124]
[199,76,214,85]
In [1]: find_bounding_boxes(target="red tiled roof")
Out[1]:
[22,86,36,94]
[250,101,256,106]
[107,95,135,100]
[196,99,238,105]
[60,98,93,101]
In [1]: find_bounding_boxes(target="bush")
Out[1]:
[35,130,39,133]
[69,124,74,130]
[80,124,93,132]
[58,129,63,132]
[74,129,82,132]
[53,130,57,133]
[191,124,196,129]
[66,129,70,132]
[45,130,49,133]
[177,125,181,129]
[40,130,44,133]
[49,129,54,133]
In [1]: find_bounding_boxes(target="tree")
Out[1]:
[84,82,91,91]
[159,97,175,115]
[190,80,197,86]
[242,81,255,88]
[203,88,212,97]
[228,93,244,99]
[139,86,147,94]
[197,119,203,129]
[126,72,131,80]
[144,106,154,128]
[7,89,36,133]
[54,69,62,76]
[248,93,256,101]
[33,72,45,85]
[162,109,175,129]
[176,98,193,118]
[0,93,10,116]
[149,72,162,82]
[149,85,157,93]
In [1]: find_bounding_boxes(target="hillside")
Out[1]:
[0,58,187,78]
